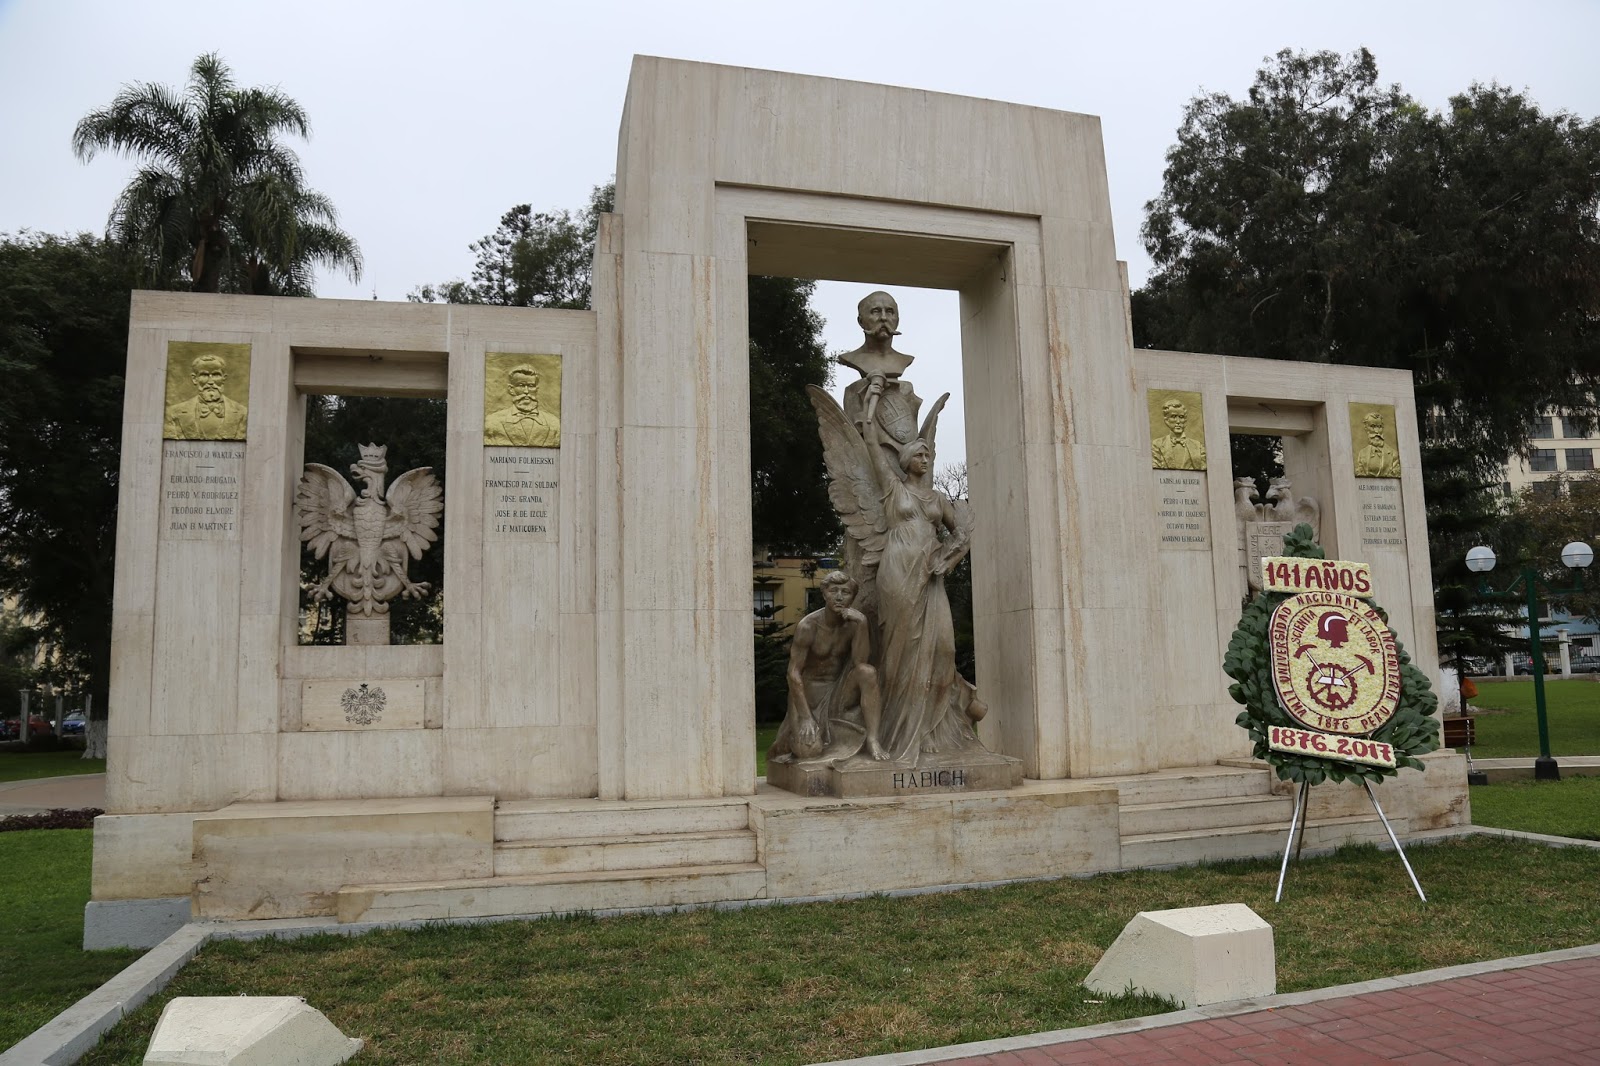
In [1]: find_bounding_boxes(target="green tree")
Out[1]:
[1137,48,1600,463]
[411,185,611,309]
[0,233,139,715]
[0,614,44,701]
[747,276,834,552]
[415,183,837,552]
[933,462,976,677]
[1501,473,1600,623]
[1429,441,1524,670]
[1134,48,1600,650]
[73,52,361,296]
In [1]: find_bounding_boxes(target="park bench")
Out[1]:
[1442,715,1475,749]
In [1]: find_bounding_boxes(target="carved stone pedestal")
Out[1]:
[346,617,390,645]
[766,750,1022,798]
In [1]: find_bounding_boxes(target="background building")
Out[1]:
[751,554,838,629]
[1503,412,1598,498]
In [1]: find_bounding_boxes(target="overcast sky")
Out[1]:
[4,0,1597,468]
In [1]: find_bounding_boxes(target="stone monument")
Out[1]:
[295,444,443,645]
[85,58,1466,948]
[767,292,1020,797]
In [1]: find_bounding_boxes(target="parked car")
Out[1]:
[0,714,54,740]
[1570,654,1600,675]
[59,711,87,735]
[1511,653,1559,676]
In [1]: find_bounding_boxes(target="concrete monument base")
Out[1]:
[83,896,191,951]
[81,758,1470,940]
[765,750,1023,797]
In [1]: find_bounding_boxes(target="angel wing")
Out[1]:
[384,467,444,560]
[806,385,888,608]
[918,392,951,467]
[295,463,357,559]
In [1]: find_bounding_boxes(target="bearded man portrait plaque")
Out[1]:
[1350,403,1402,479]
[162,341,251,441]
[484,352,562,448]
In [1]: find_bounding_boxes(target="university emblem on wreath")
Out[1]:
[1269,592,1401,736]
[340,683,387,726]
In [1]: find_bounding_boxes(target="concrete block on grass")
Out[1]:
[144,996,361,1065]
[83,896,191,949]
[1084,902,1274,1007]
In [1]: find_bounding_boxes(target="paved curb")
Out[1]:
[0,924,208,1066]
[0,773,105,794]
[808,941,1600,1066]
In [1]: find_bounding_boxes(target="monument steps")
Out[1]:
[493,828,758,877]
[334,861,769,924]
[1119,793,1295,837]
[1097,764,1275,807]
[1120,812,1393,869]
[494,797,750,841]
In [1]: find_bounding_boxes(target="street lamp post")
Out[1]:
[1465,541,1594,781]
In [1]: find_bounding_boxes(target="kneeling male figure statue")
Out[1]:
[768,570,888,764]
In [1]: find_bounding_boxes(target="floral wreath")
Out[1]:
[1223,524,1440,785]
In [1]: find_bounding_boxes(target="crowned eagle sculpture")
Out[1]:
[295,443,443,644]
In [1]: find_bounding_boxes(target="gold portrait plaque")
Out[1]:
[1350,402,1401,479]
[483,352,562,448]
[1148,388,1207,471]
[162,341,251,441]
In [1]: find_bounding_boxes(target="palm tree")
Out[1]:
[72,52,361,294]
[231,176,362,296]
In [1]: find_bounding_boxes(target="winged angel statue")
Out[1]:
[295,444,443,643]
[781,375,991,768]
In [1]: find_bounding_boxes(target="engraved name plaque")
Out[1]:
[483,447,559,542]
[160,441,245,541]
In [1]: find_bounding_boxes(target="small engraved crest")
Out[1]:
[341,683,387,725]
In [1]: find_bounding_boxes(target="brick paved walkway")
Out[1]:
[821,947,1600,1065]
[945,957,1600,1063]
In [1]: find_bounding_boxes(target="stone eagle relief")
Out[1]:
[295,444,443,645]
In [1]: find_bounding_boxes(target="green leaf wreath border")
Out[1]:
[1224,524,1441,785]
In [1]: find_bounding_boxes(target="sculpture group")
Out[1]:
[769,293,997,781]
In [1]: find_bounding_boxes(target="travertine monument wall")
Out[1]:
[109,298,600,813]
[604,58,1165,790]
[106,58,1445,811]
[1133,350,1436,768]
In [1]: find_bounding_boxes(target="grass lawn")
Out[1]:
[755,724,778,778]
[1465,679,1600,758]
[0,829,140,1053]
[1471,776,1600,840]
[71,837,1600,1065]
[0,750,104,783]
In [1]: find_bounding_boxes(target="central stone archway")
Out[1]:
[594,58,1162,800]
